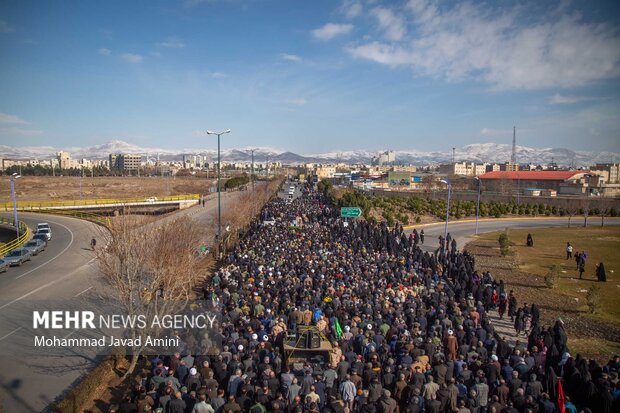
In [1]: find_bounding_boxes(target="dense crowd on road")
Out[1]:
[117,183,619,413]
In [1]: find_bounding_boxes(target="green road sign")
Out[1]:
[340,207,362,218]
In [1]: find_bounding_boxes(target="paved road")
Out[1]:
[0,212,102,413]
[405,217,620,253]
[0,187,268,412]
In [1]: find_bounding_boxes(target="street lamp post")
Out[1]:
[440,179,452,242]
[475,177,481,235]
[251,149,255,189]
[206,129,231,242]
[10,173,21,238]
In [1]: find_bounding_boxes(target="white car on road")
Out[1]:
[36,228,52,241]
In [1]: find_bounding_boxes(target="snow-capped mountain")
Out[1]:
[0,140,617,167]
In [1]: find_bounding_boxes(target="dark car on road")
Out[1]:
[24,239,47,256]
[32,233,49,243]
[3,248,33,266]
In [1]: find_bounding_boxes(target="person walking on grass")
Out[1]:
[596,262,607,282]
[566,242,573,259]
[579,260,585,279]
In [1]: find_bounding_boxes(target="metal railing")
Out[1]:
[0,219,30,257]
[36,209,111,227]
[1,194,201,210]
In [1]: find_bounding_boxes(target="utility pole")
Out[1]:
[251,149,255,189]
[206,129,231,243]
[511,126,517,165]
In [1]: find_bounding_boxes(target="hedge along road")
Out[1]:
[0,187,267,413]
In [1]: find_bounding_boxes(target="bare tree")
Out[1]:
[563,198,580,228]
[220,178,283,252]
[581,198,592,227]
[599,198,617,227]
[95,213,205,378]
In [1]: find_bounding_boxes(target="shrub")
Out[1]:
[415,216,422,224]
[511,251,521,270]
[544,264,561,288]
[224,175,250,189]
[498,231,510,256]
[586,285,601,314]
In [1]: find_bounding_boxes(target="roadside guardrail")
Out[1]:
[0,194,200,210]
[0,219,30,257]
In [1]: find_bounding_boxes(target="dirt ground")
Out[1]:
[466,227,620,362]
[0,176,218,201]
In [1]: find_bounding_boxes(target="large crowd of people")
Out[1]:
[117,183,619,413]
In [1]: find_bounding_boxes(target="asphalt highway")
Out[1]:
[0,212,102,413]
[405,216,620,253]
[0,188,268,412]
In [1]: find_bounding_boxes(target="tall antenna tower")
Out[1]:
[452,147,456,163]
[510,126,516,165]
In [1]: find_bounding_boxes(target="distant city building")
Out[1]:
[479,170,600,195]
[1,158,30,171]
[56,151,82,169]
[315,165,336,179]
[109,153,141,171]
[485,163,501,172]
[372,150,396,166]
[391,165,417,173]
[592,163,619,183]
[439,162,485,176]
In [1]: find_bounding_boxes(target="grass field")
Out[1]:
[468,226,620,360]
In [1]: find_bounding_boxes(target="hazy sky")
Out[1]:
[1,0,619,154]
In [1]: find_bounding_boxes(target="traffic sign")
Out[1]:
[340,207,362,218]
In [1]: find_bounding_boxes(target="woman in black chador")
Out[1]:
[596,262,607,282]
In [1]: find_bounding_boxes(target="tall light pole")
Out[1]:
[206,129,231,242]
[251,149,255,189]
[475,176,481,235]
[10,173,21,238]
[440,179,451,242]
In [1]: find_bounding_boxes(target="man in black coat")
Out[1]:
[166,392,186,413]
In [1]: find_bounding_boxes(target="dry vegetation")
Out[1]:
[0,175,217,201]
[95,214,208,377]
[466,227,620,361]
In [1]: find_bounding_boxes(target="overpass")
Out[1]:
[1,194,200,212]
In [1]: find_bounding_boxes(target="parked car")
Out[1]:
[36,228,52,241]
[0,259,7,273]
[24,239,47,256]
[145,197,158,202]
[4,248,32,266]
[32,233,49,243]
[36,223,50,232]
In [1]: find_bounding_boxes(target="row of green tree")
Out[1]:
[331,187,618,226]
[224,175,250,190]
[4,164,117,177]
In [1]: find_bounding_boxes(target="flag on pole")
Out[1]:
[334,318,343,339]
[557,378,565,413]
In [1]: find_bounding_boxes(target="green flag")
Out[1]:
[334,318,343,339]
